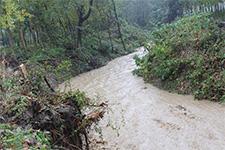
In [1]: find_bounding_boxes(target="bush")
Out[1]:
[0,65,103,149]
[0,124,50,149]
[135,13,225,101]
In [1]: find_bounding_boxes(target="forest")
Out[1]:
[0,0,225,149]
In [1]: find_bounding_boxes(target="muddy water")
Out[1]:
[60,47,225,150]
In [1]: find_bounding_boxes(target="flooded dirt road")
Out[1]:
[60,48,225,150]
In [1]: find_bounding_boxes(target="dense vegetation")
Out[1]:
[0,67,105,149]
[120,0,225,29]
[0,124,50,149]
[0,0,143,149]
[135,12,225,101]
[0,0,146,78]
[1,0,225,149]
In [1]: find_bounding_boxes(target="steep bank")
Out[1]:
[135,14,225,101]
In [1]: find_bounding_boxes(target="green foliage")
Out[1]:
[151,13,215,51]
[0,0,30,29]
[54,60,72,81]
[11,96,29,117]
[119,0,169,29]
[119,0,225,29]
[136,13,225,101]
[0,0,137,74]
[63,90,89,109]
[0,124,50,150]
[122,22,150,47]
[29,48,66,63]
[0,76,30,116]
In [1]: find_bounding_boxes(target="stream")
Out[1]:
[60,47,225,150]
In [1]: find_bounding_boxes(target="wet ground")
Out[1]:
[60,47,225,150]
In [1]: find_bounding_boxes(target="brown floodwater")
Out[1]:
[60,47,225,150]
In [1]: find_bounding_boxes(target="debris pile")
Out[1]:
[0,58,106,149]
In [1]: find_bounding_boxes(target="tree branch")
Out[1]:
[82,0,94,21]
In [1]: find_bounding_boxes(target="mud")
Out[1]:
[60,47,225,150]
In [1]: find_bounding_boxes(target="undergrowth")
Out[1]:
[0,59,106,149]
[0,124,50,150]
[135,13,225,102]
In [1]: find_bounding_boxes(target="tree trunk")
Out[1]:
[36,27,44,47]
[0,30,5,46]
[29,21,38,46]
[108,28,114,52]
[7,29,14,47]
[19,27,26,49]
[76,0,94,48]
[111,0,126,51]
[77,18,83,48]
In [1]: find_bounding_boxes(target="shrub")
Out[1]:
[0,124,50,149]
[135,13,225,101]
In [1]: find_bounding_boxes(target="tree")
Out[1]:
[76,0,94,48]
[111,0,126,51]
[0,0,131,55]
[0,0,29,47]
[166,0,183,23]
